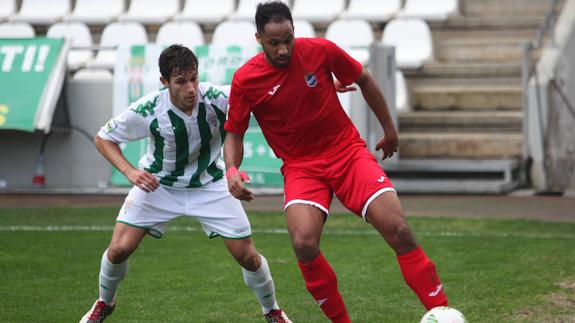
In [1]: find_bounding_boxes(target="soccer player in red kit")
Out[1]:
[224,2,449,322]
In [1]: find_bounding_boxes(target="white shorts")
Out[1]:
[117,179,251,239]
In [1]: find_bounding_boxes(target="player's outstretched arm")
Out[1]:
[355,67,399,160]
[94,136,159,192]
[223,132,254,201]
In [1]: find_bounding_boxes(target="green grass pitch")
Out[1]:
[1,207,574,322]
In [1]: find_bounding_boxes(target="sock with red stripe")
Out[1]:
[397,246,448,310]
[298,252,350,323]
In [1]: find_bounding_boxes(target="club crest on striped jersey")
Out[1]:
[207,112,217,127]
[304,73,318,87]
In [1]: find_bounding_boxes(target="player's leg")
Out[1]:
[80,223,146,323]
[331,146,448,310]
[286,203,350,323]
[365,192,448,310]
[81,185,176,323]
[222,237,291,322]
[190,179,290,321]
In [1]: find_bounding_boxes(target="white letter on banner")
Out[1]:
[22,45,36,72]
[0,45,24,72]
[35,45,50,72]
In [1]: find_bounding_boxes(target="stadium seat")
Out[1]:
[86,22,148,70]
[64,0,125,25]
[0,0,16,22]
[119,0,179,24]
[156,22,205,49]
[397,0,459,21]
[382,18,433,69]
[229,0,290,21]
[10,0,70,25]
[340,0,401,23]
[211,21,258,47]
[47,22,94,70]
[173,0,235,25]
[72,68,114,80]
[325,19,374,65]
[0,22,35,38]
[293,20,315,38]
[292,0,345,24]
[395,70,410,112]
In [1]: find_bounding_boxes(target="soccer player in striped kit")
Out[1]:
[224,2,449,322]
[80,45,291,323]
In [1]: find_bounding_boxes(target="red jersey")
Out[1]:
[225,38,365,161]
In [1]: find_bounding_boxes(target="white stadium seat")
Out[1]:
[229,0,290,21]
[382,18,433,69]
[293,20,315,38]
[119,0,179,24]
[64,0,125,25]
[325,19,374,65]
[395,70,410,112]
[11,0,70,25]
[397,0,459,21]
[156,22,205,49]
[173,0,235,25]
[292,0,345,24]
[86,22,148,70]
[340,0,401,23]
[0,22,35,38]
[211,21,258,47]
[0,0,16,22]
[47,22,94,70]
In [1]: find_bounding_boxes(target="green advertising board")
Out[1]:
[112,44,283,188]
[0,38,67,132]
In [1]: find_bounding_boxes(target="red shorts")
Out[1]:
[281,145,395,218]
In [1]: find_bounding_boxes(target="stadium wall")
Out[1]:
[527,0,575,193]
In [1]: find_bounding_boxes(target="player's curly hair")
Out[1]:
[158,44,198,80]
[255,1,293,33]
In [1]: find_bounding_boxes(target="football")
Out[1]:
[420,306,467,323]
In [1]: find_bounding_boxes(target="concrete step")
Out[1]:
[398,132,523,159]
[410,78,522,111]
[430,16,545,31]
[399,111,522,133]
[404,62,522,79]
[460,0,563,17]
[437,37,528,63]
[382,159,521,194]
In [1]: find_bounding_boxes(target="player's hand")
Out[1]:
[334,79,357,93]
[126,169,159,193]
[226,167,255,201]
[375,126,399,160]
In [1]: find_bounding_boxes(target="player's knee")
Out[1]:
[237,251,260,271]
[107,245,133,263]
[291,237,320,261]
[390,222,417,252]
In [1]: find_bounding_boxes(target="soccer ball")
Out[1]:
[420,306,466,323]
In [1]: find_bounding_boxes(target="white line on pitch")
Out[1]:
[0,225,573,240]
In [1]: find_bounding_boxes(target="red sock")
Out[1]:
[397,246,448,310]
[298,253,350,323]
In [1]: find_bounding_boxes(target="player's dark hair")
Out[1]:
[255,1,293,33]
[158,44,198,80]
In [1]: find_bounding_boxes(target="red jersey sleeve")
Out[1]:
[224,74,251,135]
[324,39,363,86]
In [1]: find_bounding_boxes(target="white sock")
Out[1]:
[242,254,279,314]
[98,249,128,305]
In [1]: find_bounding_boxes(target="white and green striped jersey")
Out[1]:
[98,83,231,189]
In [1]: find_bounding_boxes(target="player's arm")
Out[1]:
[355,66,398,160]
[223,132,254,201]
[94,136,159,192]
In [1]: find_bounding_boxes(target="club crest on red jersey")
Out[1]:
[304,73,318,87]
